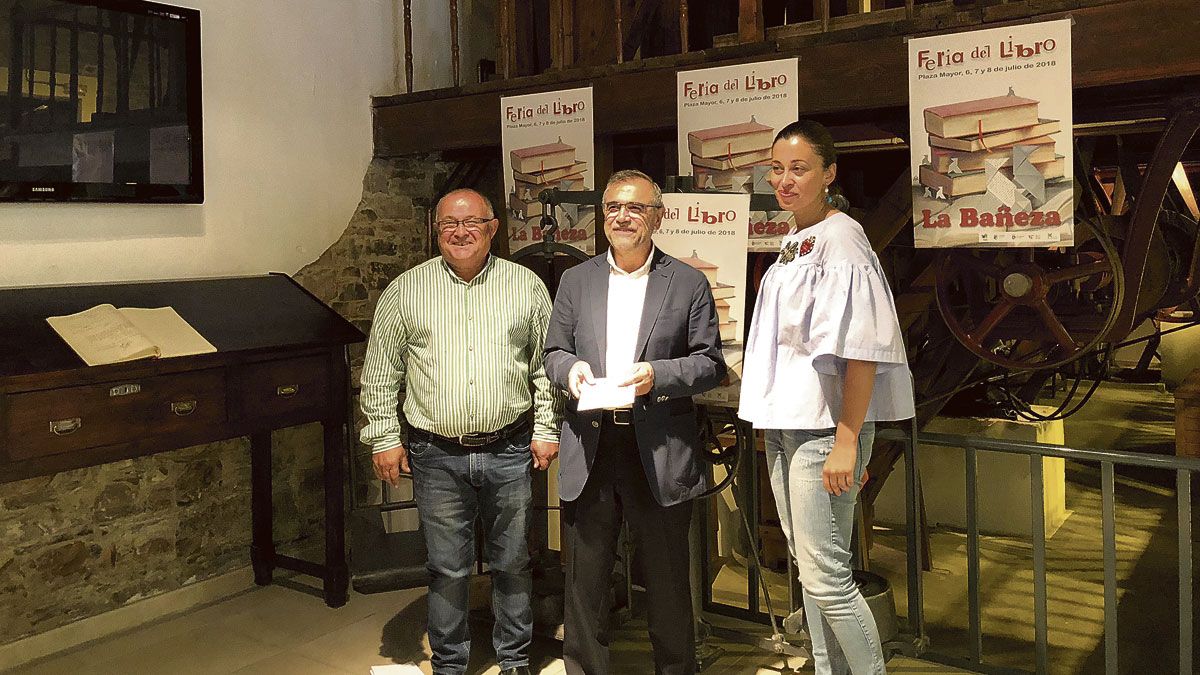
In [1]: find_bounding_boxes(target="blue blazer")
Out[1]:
[544,249,727,507]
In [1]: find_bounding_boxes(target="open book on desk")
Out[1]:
[46,304,217,366]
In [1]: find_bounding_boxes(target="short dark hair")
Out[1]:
[604,169,663,206]
[774,119,838,169]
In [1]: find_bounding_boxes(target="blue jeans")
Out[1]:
[763,424,886,675]
[408,431,534,675]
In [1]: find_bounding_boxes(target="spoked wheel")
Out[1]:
[934,216,1124,370]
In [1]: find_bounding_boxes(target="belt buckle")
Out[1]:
[611,409,632,426]
[458,433,495,447]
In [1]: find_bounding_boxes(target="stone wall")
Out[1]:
[0,154,446,647]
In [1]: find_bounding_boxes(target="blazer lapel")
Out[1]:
[588,257,609,377]
[634,251,672,361]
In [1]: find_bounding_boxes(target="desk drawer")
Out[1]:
[231,356,329,421]
[3,369,227,461]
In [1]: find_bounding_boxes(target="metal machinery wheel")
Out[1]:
[934,216,1124,370]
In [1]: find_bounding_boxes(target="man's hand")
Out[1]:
[822,440,858,496]
[567,361,596,398]
[372,445,410,487]
[531,440,560,470]
[620,362,655,396]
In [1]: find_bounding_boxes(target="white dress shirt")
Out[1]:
[604,247,654,383]
[738,213,915,429]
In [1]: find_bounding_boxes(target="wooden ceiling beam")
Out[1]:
[374,0,1200,157]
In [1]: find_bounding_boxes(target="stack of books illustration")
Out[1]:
[508,138,588,219]
[917,93,1064,200]
[687,118,774,191]
[677,250,743,382]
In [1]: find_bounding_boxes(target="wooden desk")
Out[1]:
[0,274,365,607]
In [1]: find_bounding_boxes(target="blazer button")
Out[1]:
[591,421,599,428]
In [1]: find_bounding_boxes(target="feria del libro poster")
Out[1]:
[653,192,751,406]
[676,58,798,252]
[909,19,1073,248]
[501,87,596,255]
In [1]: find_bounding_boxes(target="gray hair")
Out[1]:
[604,169,663,207]
[435,188,495,219]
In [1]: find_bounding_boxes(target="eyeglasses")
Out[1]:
[602,201,661,218]
[435,216,494,234]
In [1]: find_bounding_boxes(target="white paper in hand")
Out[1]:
[576,377,636,411]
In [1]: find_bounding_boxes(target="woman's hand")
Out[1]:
[822,440,858,496]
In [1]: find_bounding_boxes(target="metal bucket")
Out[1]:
[856,570,900,645]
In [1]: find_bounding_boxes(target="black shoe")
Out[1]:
[499,667,532,675]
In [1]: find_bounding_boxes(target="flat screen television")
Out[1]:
[0,0,202,203]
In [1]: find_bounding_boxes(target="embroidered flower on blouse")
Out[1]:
[798,236,816,257]
[779,240,799,264]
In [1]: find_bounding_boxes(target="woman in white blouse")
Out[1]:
[738,120,915,675]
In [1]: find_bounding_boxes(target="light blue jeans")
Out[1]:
[408,431,533,675]
[763,424,886,675]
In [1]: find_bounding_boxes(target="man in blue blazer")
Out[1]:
[544,169,726,675]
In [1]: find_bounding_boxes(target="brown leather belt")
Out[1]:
[409,416,531,448]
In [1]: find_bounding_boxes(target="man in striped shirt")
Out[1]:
[360,188,563,675]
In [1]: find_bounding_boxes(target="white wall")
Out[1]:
[0,0,399,287]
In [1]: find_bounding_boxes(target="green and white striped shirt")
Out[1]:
[359,255,564,453]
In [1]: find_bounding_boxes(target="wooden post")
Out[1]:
[403,0,414,92]
[563,0,575,68]
[738,0,764,44]
[679,0,689,54]
[614,0,624,64]
[498,0,515,78]
[450,0,461,86]
[549,0,561,69]
[550,0,575,69]
[817,0,829,32]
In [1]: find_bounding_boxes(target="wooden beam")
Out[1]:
[679,0,689,54]
[549,0,565,69]
[374,0,1200,156]
[403,0,413,92]
[450,0,461,86]
[498,0,515,79]
[738,0,764,44]
[615,0,625,64]
[563,0,575,67]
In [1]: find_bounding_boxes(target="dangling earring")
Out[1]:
[825,185,834,205]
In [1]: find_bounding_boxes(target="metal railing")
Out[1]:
[914,431,1199,675]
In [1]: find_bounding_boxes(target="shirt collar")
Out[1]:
[606,247,655,279]
[441,253,494,285]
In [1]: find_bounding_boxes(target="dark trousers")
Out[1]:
[562,418,696,675]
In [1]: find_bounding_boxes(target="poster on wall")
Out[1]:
[654,192,750,406]
[501,87,596,255]
[909,19,1073,248]
[676,58,798,252]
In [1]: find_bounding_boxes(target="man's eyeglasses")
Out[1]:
[602,201,661,218]
[436,216,494,234]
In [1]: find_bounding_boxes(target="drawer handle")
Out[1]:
[171,400,198,416]
[276,384,300,398]
[109,383,142,397]
[51,418,82,435]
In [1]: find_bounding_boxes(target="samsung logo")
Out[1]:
[31,187,55,192]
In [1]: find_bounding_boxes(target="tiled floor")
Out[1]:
[11,580,970,674]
